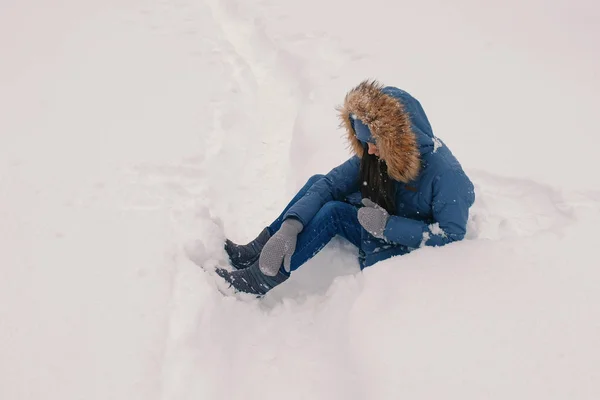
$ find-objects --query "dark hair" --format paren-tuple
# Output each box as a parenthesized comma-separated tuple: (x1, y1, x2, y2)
(359, 143, 397, 215)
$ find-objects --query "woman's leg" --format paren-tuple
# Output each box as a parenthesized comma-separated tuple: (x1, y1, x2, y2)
(216, 200, 363, 296)
(225, 174, 325, 268)
(267, 174, 325, 235)
(289, 201, 362, 271)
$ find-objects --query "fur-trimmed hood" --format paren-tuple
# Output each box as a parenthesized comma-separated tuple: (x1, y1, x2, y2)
(338, 80, 435, 183)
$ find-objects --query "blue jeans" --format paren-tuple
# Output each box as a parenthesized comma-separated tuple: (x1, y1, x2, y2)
(268, 175, 363, 272)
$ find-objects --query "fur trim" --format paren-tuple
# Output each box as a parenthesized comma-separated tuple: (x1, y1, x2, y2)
(337, 80, 420, 183)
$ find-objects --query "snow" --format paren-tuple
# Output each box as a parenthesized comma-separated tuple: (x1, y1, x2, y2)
(427, 222, 446, 238)
(1, 0, 600, 399)
(432, 136, 443, 153)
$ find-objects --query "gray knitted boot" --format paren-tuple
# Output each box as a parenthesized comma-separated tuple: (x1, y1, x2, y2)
(224, 227, 271, 269)
(215, 259, 289, 296)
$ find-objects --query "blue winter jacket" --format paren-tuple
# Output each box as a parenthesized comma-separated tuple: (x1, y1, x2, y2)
(283, 81, 475, 268)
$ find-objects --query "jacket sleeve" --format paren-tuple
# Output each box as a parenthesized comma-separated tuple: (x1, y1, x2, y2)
(383, 170, 475, 248)
(283, 156, 360, 226)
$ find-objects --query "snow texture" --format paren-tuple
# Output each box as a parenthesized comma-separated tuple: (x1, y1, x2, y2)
(432, 136, 443, 153)
(428, 222, 446, 237)
(1, 0, 600, 399)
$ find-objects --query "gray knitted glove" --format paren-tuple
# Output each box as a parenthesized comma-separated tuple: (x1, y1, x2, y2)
(357, 198, 390, 239)
(259, 218, 303, 276)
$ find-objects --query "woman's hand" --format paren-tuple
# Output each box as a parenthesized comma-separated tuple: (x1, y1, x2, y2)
(358, 198, 390, 239)
(259, 218, 303, 276)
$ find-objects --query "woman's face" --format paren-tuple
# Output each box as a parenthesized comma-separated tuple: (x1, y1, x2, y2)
(367, 142, 380, 157)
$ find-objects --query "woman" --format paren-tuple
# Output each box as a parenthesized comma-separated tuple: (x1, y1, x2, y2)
(217, 80, 475, 296)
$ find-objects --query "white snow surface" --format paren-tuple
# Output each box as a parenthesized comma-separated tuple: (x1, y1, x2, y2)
(2, 0, 600, 399)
